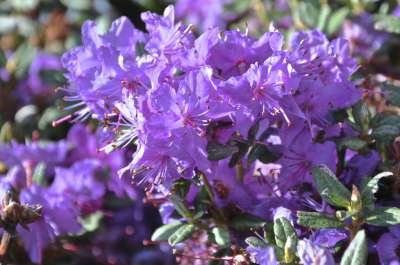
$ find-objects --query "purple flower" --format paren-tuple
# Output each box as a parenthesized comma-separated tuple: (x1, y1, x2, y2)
(376, 228, 400, 265)
(17, 185, 81, 263)
(61, 16, 145, 120)
(52, 160, 106, 214)
(297, 239, 335, 265)
(277, 120, 337, 191)
(341, 150, 381, 186)
(61, 6, 361, 197)
(141, 5, 194, 60)
(247, 245, 278, 265)
(311, 229, 348, 249)
(206, 30, 282, 79)
(16, 52, 61, 102)
(342, 13, 388, 59)
(175, 0, 231, 31)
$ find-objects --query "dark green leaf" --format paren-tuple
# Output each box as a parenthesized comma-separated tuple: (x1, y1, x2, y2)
(382, 84, 400, 107)
(371, 114, 400, 129)
(0, 49, 6, 68)
(312, 165, 351, 208)
(151, 222, 183, 241)
(168, 223, 195, 246)
(228, 140, 249, 167)
(352, 102, 370, 133)
(247, 144, 280, 165)
(172, 179, 191, 199)
(11, 43, 37, 78)
(38, 107, 65, 130)
(194, 187, 211, 212)
(207, 141, 239, 161)
(169, 194, 193, 219)
(263, 223, 276, 245)
(297, 211, 344, 228)
(245, 236, 268, 248)
(372, 125, 400, 144)
(135, 42, 147, 57)
(273, 217, 297, 249)
(361, 172, 392, 210)
(340, 230, 368, 265)
(365, 207, 400, 226)
(40, 70, 67, 86)
(211, 226, 230, 247)
(230, 213, 267, 231)
(247, 120, 260, 142)
(338, 137, 367, 151)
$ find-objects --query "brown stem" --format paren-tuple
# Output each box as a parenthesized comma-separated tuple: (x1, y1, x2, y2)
(0, 231, 11, 256)
(349, 218, 363, 241)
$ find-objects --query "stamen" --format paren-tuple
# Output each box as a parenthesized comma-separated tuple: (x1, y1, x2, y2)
(52, 114, 73, 127)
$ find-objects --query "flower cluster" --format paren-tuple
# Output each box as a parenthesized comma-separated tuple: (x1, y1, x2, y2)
(60, 5, 394, 264)
(62, 6, 360, 193)
(0, 124, 135, 263)
(2, 0, 400, 264)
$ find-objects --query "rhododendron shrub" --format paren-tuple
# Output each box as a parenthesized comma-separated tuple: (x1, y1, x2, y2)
(56, 5, 400, 265)
(3, 1, 400, 264)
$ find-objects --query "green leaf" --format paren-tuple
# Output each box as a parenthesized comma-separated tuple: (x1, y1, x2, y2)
(326, 7, 350, 35)
(245, 236, 268, 248)
(372, 125, 400, 144)
(172, 179, 191, 199)
(15, 105, 38, 124)
(228, 140, 249, 167)
(169, 194, 193, 219)
(10, 43, 37, 78)
(207, 141, 239, 161)
(297, 211, 344, 228)
(38, 107, 66, 130)
(317, 4, 331, 31)
(151, 222, 183, 241)
(211, 226, 230, 247)
(340, 230, 368, 265)
(135, 42, 147, 57)
(79, 211, 103, 232)
(371, 114, 400, 129)
(0, 122, 13, 143)
(298, 1, 319, 28)
(0, 49, 6, 68)
(247, 143, 280, 165)
(273, 217, 298, 249)
(365, 207, 400, 226)
(361, 172, 392, 210)
(352, 102, 370, 133)
(168, 223, 195, 246)
(9, 0, 39, 11)
(32, 162, 46, 186)
(338, 137, 367, 151)
(374, 15, 400, 34)
(40, 69, 67, 86)
(312, 165, 351, 208)
(230, 213, 267, 231)
(247, 120, 260, 142)
(60, 0, 91, 10)
(382, 83, 400, 107)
